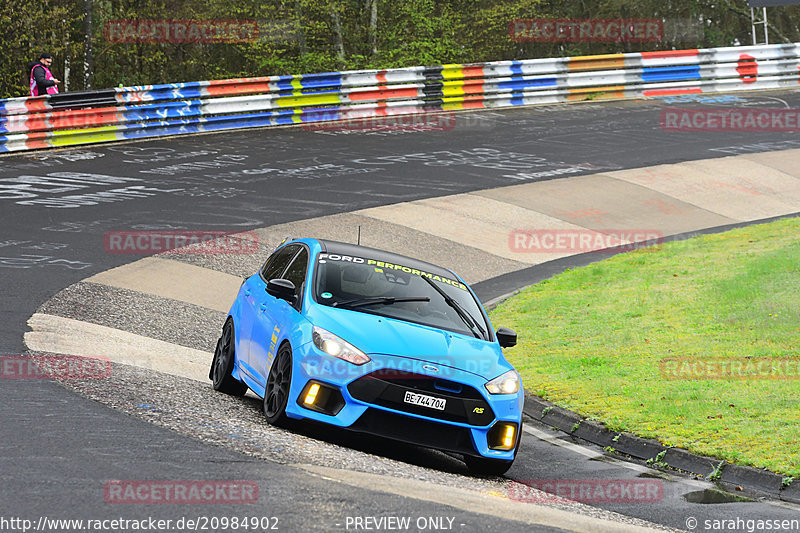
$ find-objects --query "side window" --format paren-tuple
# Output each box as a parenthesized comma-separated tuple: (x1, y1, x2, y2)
(261, 245, 299, 281)
(283, 248, 309, 303)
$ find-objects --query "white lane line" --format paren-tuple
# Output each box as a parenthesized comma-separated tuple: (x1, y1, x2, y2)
(24, 313, 211, 383)
(85, 256, 242, 313)
(295, 463, 663, 533)
(523, 424, 604, 460)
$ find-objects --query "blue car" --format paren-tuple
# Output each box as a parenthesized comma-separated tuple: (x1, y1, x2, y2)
(210, 238, 523, 475)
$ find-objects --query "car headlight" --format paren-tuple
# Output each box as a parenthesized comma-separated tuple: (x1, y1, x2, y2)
(485, 370, 520, 395)
(312, 326, 370, 365)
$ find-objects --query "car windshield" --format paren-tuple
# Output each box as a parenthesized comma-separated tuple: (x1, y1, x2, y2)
(314, 253, 489, 339)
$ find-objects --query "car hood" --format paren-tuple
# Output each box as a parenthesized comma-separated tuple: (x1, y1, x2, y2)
(305, 305, 511, 379)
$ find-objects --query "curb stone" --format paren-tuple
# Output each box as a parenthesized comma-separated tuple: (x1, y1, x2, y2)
(663, 448, 721, 477)
(780, 480, 800, 504)
(613, 433, 668, 462)
(522, 395, 552, 421)
(541, 406, 582, 434)
(571, 419, 618, 449)
(522, 393, 795, 500)
(720, 464, 784, 495)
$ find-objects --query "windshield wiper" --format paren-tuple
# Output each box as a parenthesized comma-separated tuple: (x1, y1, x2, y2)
(420, 276, 486, 340)
(333, 296, 430, 308)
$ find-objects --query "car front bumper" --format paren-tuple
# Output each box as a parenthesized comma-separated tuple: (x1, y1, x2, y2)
(283, 346, 524, 460)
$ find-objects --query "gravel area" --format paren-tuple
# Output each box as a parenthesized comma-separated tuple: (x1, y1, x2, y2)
(41, 356, 677, 532)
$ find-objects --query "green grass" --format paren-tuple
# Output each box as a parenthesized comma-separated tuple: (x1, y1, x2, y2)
(490, 217, 800, 476)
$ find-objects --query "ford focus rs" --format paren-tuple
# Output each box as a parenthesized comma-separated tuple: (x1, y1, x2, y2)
(210, 238, 523, 474)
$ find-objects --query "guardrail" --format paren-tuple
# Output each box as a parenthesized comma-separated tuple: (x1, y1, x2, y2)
(2, 43, 799, 152)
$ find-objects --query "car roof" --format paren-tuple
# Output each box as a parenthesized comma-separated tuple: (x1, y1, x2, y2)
(316, 239, 457, 279)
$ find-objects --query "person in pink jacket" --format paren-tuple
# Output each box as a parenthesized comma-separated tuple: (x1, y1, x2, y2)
(28, 52, 61, 97)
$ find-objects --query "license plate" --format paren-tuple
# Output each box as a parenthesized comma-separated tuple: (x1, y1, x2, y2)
(403, 390, 446, 411)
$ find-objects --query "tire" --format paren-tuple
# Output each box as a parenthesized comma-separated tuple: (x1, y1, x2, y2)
(263, 343, 292, 426)
(210, 319, 248, 397)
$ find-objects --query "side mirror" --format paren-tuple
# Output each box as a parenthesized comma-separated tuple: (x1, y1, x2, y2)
(496, 327, 517, 348)
(266, 278, 296, 304)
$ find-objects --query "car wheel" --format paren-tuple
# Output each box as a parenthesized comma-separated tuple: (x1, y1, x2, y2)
(263, 343, 292, 425)
(210, 319, 248, 396)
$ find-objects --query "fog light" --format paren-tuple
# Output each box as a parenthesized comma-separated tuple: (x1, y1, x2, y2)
(297, 381, 346, 416)
(304, 383, 320, 405)
(503, 425, 515, 448)
(488, 422, 518, 451)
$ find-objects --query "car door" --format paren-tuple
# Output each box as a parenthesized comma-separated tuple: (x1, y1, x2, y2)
(249, 245, 309, 392)
(238, 244, 299, 385)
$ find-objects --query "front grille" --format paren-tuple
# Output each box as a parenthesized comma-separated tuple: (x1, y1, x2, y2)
(347, 369, 495, 426)
(348, 408, 477, 455)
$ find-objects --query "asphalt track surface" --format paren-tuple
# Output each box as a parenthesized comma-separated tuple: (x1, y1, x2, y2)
(3, 91, 800, 532)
